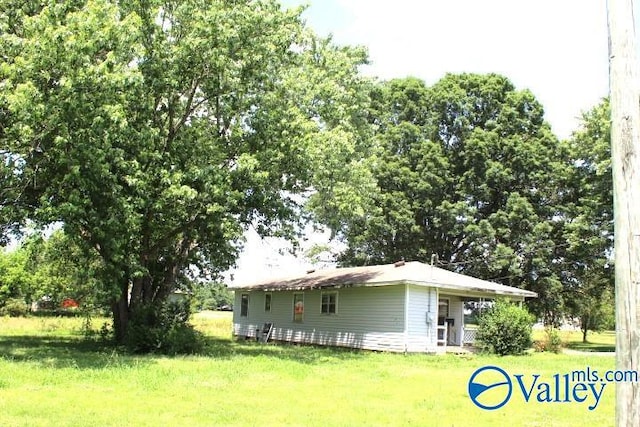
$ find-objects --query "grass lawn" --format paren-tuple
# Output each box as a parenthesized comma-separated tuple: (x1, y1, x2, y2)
(532, 328, 616, 352)
(563, 331, 615, 352)
(0, 313, 616, 426)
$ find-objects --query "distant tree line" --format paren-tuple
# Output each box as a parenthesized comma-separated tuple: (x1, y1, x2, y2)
(0, 230, 105, 315)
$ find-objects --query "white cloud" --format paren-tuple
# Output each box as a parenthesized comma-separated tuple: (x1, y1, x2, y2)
(225, 226, 342, 286)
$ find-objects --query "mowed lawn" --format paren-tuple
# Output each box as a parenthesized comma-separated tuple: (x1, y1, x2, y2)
(0, 313, 615, 427)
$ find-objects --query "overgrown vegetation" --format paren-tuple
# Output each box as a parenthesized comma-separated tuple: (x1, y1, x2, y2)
(476, 299, 535, 355)
(190, 281, 233, 312)
(0, 297, 28, 317)
(123, 300, 204, 355)
(533, 327, 563, 353)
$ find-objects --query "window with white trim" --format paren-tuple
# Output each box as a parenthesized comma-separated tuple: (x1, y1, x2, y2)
(264, 293, 272, 312)
(240, 293, 249, 317)
(321, 291, 337, 314)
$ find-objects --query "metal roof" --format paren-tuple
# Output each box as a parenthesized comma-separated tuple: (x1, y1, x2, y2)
(229, 261, 538, 299)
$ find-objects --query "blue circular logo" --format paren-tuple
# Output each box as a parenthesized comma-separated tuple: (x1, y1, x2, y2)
(468, 366, 512, 410)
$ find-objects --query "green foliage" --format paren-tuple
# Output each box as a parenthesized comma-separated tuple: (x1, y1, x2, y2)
(124, 300, 204, 355)
(0, 246, 32, 305)
(0, 297, 29, 316)
(575, 286, 615, 342)
(331, 74, 569, 323)
(1, 231, 107, 313)
(476, 299, 535, 355)
(546, 327, 563, 353)
(190, 281, 233, 311)
(561, 99, 613, 340)
(24, 231, 107, 309)
(320, 76, 614, 329)
(534, 327, 563, 353)
(1, 0, 370, 345)
(98, 321, 113, 342)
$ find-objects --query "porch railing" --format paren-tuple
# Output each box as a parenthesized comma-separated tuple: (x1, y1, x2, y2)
(462, 327, 477, 345)
(436, 324, 448, 346)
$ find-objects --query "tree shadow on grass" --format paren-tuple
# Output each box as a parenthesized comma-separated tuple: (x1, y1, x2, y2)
(565, 341, 615, 352)
(0, 334, 367, 368)
(203, 336, 367, 364)
(0, 335, 153, 370)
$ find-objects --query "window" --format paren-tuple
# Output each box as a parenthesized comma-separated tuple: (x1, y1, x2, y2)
(293, 293, 304, 322)
(438, 298, 449, 324)
(240, 293, 249, 317)
(264, 293, 272, 312)
(321, 292, 337, 314)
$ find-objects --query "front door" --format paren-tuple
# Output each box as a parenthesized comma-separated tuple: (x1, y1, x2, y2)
(437, 298, 449, 345)
(438, 297, 456, 345)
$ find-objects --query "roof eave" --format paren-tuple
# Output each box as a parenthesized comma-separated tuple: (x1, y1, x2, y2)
(230, 279, 537, 298)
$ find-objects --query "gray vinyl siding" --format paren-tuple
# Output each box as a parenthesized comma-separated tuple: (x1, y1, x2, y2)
(405, 285, 439, 352)
(233, 285, 406, 352)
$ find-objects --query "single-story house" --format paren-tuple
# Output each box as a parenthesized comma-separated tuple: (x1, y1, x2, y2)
(228, 261, 537, 353)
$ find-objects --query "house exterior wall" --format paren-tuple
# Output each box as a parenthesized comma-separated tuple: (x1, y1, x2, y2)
(405, 284, 439, 352)
(232, 285, 407, 352)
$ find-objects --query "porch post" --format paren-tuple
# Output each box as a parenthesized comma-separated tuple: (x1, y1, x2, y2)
(460, 299, 465, 346)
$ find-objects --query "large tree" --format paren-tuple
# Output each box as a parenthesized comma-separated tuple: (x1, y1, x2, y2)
(334, 74, 570, 322)
(0, 0, 369, 342)
(562, 99, 614, 341)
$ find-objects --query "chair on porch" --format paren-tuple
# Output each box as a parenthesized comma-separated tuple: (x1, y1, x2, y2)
(436, 323, 448, 346)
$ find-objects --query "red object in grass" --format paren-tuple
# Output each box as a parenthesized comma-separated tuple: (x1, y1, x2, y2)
(61, 298, 79, 309)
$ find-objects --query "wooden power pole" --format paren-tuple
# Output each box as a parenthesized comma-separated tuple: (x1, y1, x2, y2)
(607, 0, 640, 425)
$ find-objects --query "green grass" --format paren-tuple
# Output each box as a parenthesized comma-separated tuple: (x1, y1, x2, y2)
(0, 313, 616, 426)
(563, 331, 616, 352)
(532, 328, 616, 352)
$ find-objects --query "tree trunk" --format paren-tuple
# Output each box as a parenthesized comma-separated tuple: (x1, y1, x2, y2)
(582, 315, 588, 343)
(607, 0, 640, 425)
(111, 280, 130, 344)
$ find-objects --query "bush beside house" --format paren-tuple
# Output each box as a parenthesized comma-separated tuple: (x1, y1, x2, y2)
(476, 299, 535, 355)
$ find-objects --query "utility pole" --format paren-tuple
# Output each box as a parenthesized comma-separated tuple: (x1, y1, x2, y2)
(607, 0, 640, 425)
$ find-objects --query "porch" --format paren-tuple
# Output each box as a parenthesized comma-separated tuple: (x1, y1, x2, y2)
(434, 294, 485, 351)
(436, 322, 478, 348)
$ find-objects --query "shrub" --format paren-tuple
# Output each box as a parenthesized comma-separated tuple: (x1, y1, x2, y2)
(545, 327, 563, 353)
(476, 299, 535, 355)
(533, 327, 563, 353)
(80, 313, 94, 338)
(99, 321, 113, 342)
(0, 298, 29, 317)
(124, 300, 204, 355)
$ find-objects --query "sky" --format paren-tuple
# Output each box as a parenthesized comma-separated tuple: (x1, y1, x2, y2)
(286, 0, 612, 140)
(227, 0, 629, 285)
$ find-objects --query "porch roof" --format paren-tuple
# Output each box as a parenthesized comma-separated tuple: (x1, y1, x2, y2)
(229, 261, 537, 299)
